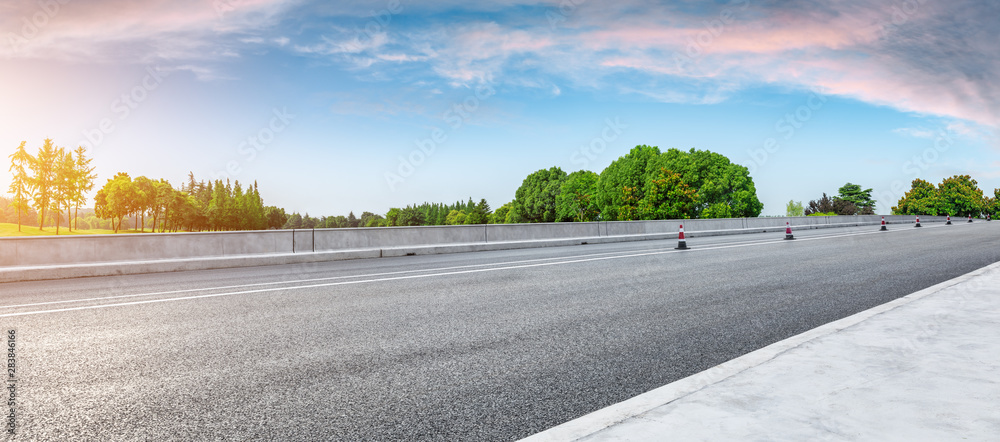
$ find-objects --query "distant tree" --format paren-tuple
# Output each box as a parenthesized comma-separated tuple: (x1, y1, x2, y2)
(512, 166, 567, 223)
(805, 193, 835, 215)
(655, 148, 762, 218)
(385, 208, 401, 226)
(264, 206, 288, 229)
(835, 183, 876, 215)
(301, 214, 318, 229)
(29, 139, 59, 230)
(52, 148, 76, 234)
(832, 198, 858, 216)
(595, 145, 660, 221)
(445, 209, 467, 225)
(283, 212, 303, 229)
(556, 170, 599, 222)
(465, 199, 491, 224)
(936, 175, 985, 217)
(347, 211, 359, 228)
(491, 202, 513, 224)
(785, 200, 805, 217)
(7, 141, 34, 232)
(94, 173, 134, 233)
(132, 176, 156, 232)
(892, 179, 940, 215)
(72, 145, 97, 231)
(397, 206, 426, 226)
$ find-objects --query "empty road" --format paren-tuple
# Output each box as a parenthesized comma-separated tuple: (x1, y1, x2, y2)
(2, 221, 998, 440)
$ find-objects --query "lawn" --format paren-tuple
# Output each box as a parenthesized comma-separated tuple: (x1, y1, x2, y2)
(0, 222, 147, 237)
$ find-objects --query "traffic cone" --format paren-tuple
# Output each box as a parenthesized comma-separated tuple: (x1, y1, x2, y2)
(880, 216, 887, 231)
(946, 215, 952, 225)
(675, 224, 689, 250)
(968, 215, 973, 223)
(988, 214, 992, 222)
(915, 216, 922, 227)
(784, 221, 795, 240)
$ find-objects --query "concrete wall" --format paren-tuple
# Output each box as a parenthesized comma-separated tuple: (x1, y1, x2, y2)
(0, 215, 954, 268)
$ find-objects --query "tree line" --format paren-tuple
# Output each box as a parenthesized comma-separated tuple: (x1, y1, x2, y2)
(892, 175, 998, 217)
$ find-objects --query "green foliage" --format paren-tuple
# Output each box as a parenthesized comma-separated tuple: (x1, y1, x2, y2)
(785, 200, 804, 217)
(892, 177, 988, 216)
(491, 202, 513, 224)
(836, 183, 876, 214)
(513, 167, 567, 223)
(445, 209, 467, 225)
(7, 141, 33, 232)
(594, 146, 761, 220)
(807, 212, 837, 216)
(556, 170, 599, 222)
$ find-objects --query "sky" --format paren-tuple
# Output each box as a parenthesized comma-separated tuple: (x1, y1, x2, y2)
(1, 0, 998, 217)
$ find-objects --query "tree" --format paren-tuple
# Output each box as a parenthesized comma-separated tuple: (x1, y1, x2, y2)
(786, 200, 804, 217)
(654, 148, 762, 218)
(512, 166, 568, 223)
(29, 139, 59, 230)
(72, 145, 97, 231)
(94, 173, 134, 233)
(595, 145, 661, 221)
(445, 209, 466, 225)
(7, 141, 34, 232)
(283, 212, 303, 229)
(936, 175, 985, 217)
(805, 193, 835, 215)
(835, 183, 876, 215)
(396, 206, 426, 226)
(556, 170, 599, 222)
(892, 179, 940, 215)
(52, 148, 76, 234)
(264, 206, 288, 229)
(465, 199, 491, 224)
(637, 167, 698, 220)
(491, 202, 513, 224)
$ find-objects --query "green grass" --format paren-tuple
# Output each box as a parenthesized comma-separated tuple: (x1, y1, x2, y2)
(0, 222, 147, 237)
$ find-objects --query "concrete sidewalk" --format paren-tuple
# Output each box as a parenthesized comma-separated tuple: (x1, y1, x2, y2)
(523, 262, 1000, 441)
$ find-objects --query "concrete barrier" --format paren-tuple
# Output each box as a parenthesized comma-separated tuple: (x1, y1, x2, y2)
(0, 215, 957, 281)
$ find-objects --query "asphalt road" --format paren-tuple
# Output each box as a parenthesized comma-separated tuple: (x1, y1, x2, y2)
(2, 221, 998, 441)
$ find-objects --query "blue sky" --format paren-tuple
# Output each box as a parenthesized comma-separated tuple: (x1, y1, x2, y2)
(1, 0, 998, 216)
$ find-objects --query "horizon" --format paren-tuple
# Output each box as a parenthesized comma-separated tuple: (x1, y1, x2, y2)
(2, 1, 998, 217)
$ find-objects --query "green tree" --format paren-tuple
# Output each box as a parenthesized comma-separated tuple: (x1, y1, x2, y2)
(805, 193, 836, 215)
(72, 145, 97, 231)
(29, 139, 59, 230)
(936, 175, 985, 217)
(892, 179, 940, 215)
(556, 170, 599, 222)
(7, 141, 34, 232)
(52, 148, 76, 234)
(397, 206, 426, 226)
(637, 168, 698, 220)
(94, 173, 134, 233)
(513, 166, 568, 223)
(786, 200, 805, 217)
(835, 183, 876, 215)
(465, 199, 491, 224)
(264, 206, 288, 230)
(595, 145, 661, 221)
(491, 202, 513, 224)
(445, 209, 467, 225)
(654, 148, 763, 218)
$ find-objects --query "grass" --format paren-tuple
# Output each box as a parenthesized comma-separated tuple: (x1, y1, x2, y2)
(0, 222, 147, 237)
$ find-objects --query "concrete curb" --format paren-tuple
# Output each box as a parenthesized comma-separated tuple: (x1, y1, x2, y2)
(0, 219, 943, 283)
(518, 260, 1000, 442)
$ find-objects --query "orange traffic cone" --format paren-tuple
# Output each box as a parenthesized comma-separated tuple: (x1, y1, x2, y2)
(675, 224, 689, 250)
(915, 216, 922, 227)
(784, 221, 795, 240)
(880, 216, 887, 231)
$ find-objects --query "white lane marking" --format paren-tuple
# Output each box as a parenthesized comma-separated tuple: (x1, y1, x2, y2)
(0, 224, 949, 318)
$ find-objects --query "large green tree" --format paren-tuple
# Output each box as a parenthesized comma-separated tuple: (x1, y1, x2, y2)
(835, 183, 876, 215)
(595, 145, 661, 221)
(892, 179, 940, 215)
(29, 139, 59, 230)
(72, 145, 97, 231)
(653, 148, 763, 218)
(636, 167, 698, 220)
(936, 175, 985, 217)
(512, 167, 567, 223)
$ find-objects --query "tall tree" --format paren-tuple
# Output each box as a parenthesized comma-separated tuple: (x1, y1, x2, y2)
(786, 200, 805, 217)
(835, 183, 876, 215)
(512, 166, 568, 223)
(556, 170, 600, 222)
(7, 141, 34, 232)
(892, 179, 940, 215)
(72, 145, 97, 230)
(936, 175, 985, 217)
(52, 148, 76, 234)
(29, 139, 59, 230)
